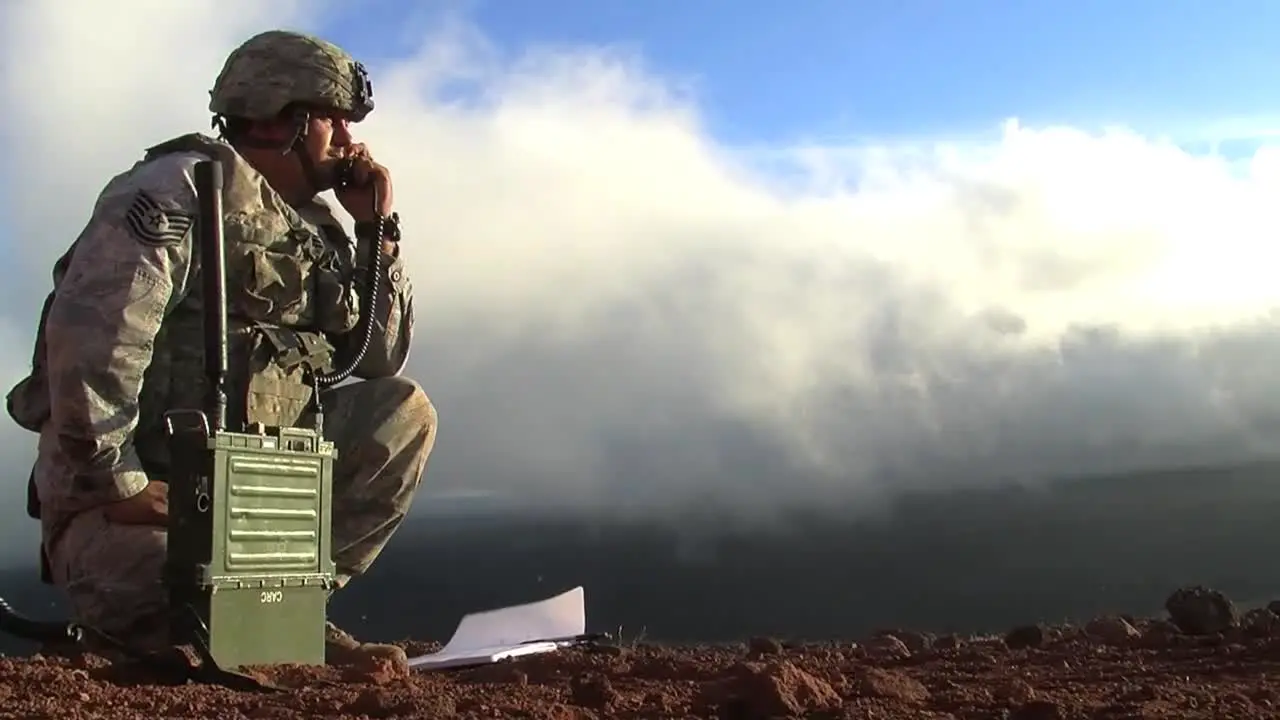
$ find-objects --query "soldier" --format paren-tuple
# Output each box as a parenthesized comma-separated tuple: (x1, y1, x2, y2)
(4, 30, 437, 668)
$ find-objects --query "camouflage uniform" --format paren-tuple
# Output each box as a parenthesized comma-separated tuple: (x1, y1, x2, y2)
(5, 31, 437, 663)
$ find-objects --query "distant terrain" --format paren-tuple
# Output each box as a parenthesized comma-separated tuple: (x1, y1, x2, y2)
(2, 459, 1280, 656)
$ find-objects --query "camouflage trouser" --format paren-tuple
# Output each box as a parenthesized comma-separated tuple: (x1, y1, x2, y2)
(42, 375, 437, 649)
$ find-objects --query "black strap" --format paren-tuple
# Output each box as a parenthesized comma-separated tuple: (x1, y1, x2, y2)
(25, 468, 38, 520)
(25, 470, 52, 586)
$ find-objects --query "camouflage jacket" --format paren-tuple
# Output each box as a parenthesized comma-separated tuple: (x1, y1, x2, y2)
(6, 132, 415, 525)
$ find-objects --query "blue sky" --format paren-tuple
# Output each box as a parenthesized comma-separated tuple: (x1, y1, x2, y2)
(325, 0, 1280, 150)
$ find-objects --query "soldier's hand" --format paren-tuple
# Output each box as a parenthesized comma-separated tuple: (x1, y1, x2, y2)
(334, 143, 394, 223)
(102, 480, 168, 526)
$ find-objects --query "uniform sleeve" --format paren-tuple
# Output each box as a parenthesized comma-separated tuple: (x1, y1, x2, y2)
(344, 235, 414, 379)
(41, 155, 200, 512)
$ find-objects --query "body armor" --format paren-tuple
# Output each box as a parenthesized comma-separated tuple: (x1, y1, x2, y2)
(8, 133, 362, 481)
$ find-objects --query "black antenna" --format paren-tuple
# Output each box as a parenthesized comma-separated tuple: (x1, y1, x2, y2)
(194, 160, 229, 433)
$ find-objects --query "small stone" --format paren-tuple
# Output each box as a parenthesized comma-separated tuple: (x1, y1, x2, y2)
(747, 636, 783, 657)
(873, 629, 934, 653)
(934, 634, 963, 651)
(1084, 616, 1141, 645)
(853, 668, 930, 703)
(569, 673, 619, 709)
(1243, 608, 1280, 637)
(863, 634, 912, 659)
(1165, 586, 1237, 635)
(1004, 625, 1048, 650)
(698, 661, 841, 717)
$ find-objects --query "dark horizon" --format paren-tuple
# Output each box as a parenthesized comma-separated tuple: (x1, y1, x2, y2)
(1, 457, 1278, 658)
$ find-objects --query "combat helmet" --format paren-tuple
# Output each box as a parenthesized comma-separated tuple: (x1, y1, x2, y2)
(209, 29, 374, 123)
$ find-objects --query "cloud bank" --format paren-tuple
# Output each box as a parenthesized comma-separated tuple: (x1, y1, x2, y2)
(3, 1, 1280, 560)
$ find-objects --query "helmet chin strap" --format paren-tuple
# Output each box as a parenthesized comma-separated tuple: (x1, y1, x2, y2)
(285, 108, 328, 197)
(212, 109, 329, 199)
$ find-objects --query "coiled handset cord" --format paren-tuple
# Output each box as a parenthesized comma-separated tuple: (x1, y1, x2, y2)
(306, 167, 391, 424)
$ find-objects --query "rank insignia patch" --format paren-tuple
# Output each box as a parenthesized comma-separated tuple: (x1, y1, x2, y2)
(124, 190, 194, 246)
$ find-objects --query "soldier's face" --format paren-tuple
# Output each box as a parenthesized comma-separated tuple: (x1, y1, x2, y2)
(303, 111, 356, 187)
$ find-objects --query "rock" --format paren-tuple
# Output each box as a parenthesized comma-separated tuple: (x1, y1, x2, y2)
(345, 688, 448, 717)
(338, 652, 409, 685)
(1084, 616, 1141, 645)
(1004, 625, 1048, 650)
(853, 667, 930, 703)
(746, 636, 783, 658)
(1242, 608, 1280, 638)
(1165, 586, 1237, 635)
(934, 634, 963, 651)
(874, 629, 934, 653)
(864, 634, 912, 659)
(998, 678, 1039, 704)
(1048, 623, 1084, 643)
(641, 691, 674, 715)
(1267, 600, 1280, 617)
(1140, 618, 1182, 647)
(569, 673, 619, 709)
(699, 661, 841, 717)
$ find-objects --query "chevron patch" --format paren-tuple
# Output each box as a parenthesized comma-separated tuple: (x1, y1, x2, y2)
(123, 189, 194, 246)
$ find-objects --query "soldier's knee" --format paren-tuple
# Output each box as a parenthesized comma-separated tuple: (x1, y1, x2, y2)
(375, 376, 438, 438)
(404, 378, 438, 433)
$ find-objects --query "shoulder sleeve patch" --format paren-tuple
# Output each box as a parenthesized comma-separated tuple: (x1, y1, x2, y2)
(123, 189, 194, 247)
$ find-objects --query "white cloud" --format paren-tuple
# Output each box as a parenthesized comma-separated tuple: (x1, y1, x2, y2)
(3, 0, 1280, 554)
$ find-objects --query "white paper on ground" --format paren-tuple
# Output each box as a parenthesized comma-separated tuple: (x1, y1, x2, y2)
(408, 586, 587, 671)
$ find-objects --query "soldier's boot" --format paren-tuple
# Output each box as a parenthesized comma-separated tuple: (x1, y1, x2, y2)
(324, 621, 409, 670)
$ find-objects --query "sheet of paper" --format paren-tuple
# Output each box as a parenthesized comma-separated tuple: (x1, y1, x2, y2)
(407, 641, 562, 671)
(408, 586, 586, 671)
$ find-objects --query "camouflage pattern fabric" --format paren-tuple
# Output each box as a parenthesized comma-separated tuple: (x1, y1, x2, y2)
(19, 143, 429, 640)
(209, 30, 374, 121)
(15, 143, 418, 528)
(45, 375, 437, 649)
(6, 28, 434, 648)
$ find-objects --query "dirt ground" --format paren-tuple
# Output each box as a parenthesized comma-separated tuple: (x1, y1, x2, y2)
(3, 588, 1280, 719)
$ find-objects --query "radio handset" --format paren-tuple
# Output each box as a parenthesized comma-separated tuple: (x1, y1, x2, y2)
(312, 155, 387, 389)
(334, 158, 360, 191)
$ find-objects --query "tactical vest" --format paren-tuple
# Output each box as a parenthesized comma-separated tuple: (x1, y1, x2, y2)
(7, 133, 361, 479)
